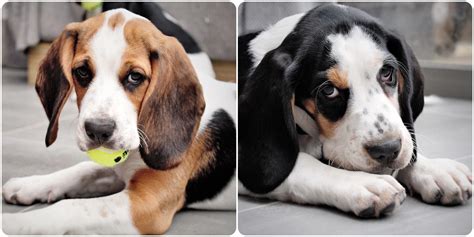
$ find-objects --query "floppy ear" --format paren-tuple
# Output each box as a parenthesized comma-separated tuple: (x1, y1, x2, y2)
(35, 24, 78, 147)
(238, 48, 301, 194)
(386, 31, 425, 163)
(138, 36, 205, 170)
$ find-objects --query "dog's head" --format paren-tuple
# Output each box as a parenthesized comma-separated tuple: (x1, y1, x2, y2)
(35, 9, 205, 170)
(240, 4, 424, 189)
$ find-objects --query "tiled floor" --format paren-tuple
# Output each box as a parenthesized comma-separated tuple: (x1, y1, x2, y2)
(1, 71, 235, 234)
(239, 96, 472, 235)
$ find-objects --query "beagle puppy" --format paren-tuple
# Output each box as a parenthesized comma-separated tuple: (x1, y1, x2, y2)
(3, 9, 236, 234)
(239, 4, 471, 218)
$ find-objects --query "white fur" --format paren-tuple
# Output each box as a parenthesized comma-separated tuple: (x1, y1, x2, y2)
(3, 192, 138, 234)
(3, 162, 124, 204)
(397, 154, 472, 205)
(240, 152, 406, 217)
(249, 13, 304, 67)
(322, 26, 413, 173)
(3, 9, 236, 234)
(77, 10, 143, 152)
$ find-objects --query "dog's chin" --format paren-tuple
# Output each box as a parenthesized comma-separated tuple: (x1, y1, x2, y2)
(325, 155, 411, 175)
(362, 155, 413, 174)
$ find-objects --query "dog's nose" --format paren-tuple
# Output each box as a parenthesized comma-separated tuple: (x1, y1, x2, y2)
(84, 119, 116, 143)
(365, 139, 401, 163)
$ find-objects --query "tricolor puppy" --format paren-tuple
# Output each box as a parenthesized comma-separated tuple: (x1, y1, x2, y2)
(3, 9, 236, 234)
(239, 4, 471, 218)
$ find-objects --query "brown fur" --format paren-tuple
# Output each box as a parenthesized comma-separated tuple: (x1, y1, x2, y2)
(35, 13, 105, 145)
(397, 70, 404, 95)
(302, 98, 335, 138)
(108, 12, 125, 29)
(122, 19, 207, 234)
(124, 19, 205, 169)
(302, 99, 317, 117)
(327, 67, 349, 89)
(129, 129, 215, 234)
(316, 114, 336, 138)
(70, 14, 105, 108)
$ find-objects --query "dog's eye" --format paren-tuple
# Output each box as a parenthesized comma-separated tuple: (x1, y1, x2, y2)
(378, 65, 395, 86)
(321, 85, 339, 98)
(73, 66, 92, 87)
(127, 72, 145, 86)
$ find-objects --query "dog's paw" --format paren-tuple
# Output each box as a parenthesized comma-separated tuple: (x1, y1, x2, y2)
(398, 157, 472, 205)
(340, 172, 406, 218)
(3, 175, 64, 205)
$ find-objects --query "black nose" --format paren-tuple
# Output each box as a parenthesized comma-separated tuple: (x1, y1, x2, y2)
(84, 119, 116, 143)
(365, 139, 401, 163)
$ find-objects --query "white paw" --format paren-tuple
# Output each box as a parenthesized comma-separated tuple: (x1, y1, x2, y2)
(3, 175, 64, 205)
(398, 157, 472, 205)
(340, 172, 406, 218)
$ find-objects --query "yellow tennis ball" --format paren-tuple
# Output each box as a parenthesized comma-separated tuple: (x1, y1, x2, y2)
(86, 147, 129, 167)
(81, 2, 102, 11)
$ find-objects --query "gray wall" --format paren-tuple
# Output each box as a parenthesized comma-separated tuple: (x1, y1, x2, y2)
(2, 2, 236, 69)
(239, 2, 471, 61)
(160, 2, 235, 61)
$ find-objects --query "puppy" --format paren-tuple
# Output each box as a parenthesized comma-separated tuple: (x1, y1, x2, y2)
(239, 4, 471, 218)
(3, 8, 236, 234)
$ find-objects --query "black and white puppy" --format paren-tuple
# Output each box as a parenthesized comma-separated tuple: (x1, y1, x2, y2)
(238, 4, 472, 218)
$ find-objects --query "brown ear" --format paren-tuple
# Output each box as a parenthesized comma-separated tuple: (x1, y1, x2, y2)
(35, 24, 78, 147)
(138, 35, 205, 170)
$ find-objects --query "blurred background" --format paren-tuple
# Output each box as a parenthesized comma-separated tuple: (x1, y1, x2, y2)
(238, 2, 472, 235)
(3, 2, 236, 83)
(239, 2, 471, 99)
(2, 2, 235, 235)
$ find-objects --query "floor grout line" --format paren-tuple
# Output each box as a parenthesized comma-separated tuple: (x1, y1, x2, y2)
(18, 204, 43, 213)
(3, 136, 78, 150)
(239, 200, 280, 213)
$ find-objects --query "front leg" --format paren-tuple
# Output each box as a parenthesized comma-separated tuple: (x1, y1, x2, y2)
(397, 154, 472, 205)
(3, 161, 125, 205)
(241, 152, 406, 218)
(2, 191, 138, 234)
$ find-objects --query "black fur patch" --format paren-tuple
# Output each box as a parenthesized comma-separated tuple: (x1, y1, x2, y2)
(238, 31, 261, 95)
(185, 109, 236, 205)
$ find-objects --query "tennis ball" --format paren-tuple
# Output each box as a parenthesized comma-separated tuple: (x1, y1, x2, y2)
(86, 147, 129, 167)
(81, 2, 102, 11)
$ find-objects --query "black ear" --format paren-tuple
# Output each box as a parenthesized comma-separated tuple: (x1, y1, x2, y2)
(386, 31, 424, 163)
(238, 49, 300, 194)
(35, 25, 78, 147)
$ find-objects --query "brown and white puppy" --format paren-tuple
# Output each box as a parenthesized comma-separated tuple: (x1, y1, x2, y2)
(2, 9, 236, 234)
(239, 4, 471, 218)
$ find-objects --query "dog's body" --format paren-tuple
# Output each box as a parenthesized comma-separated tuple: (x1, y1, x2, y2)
(3, 9, 235, 234)
(239, 4, 471, 218)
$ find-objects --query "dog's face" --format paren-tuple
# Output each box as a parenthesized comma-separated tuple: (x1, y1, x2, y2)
(296, 26, 413, 173)
(35, 9, 205, 170)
